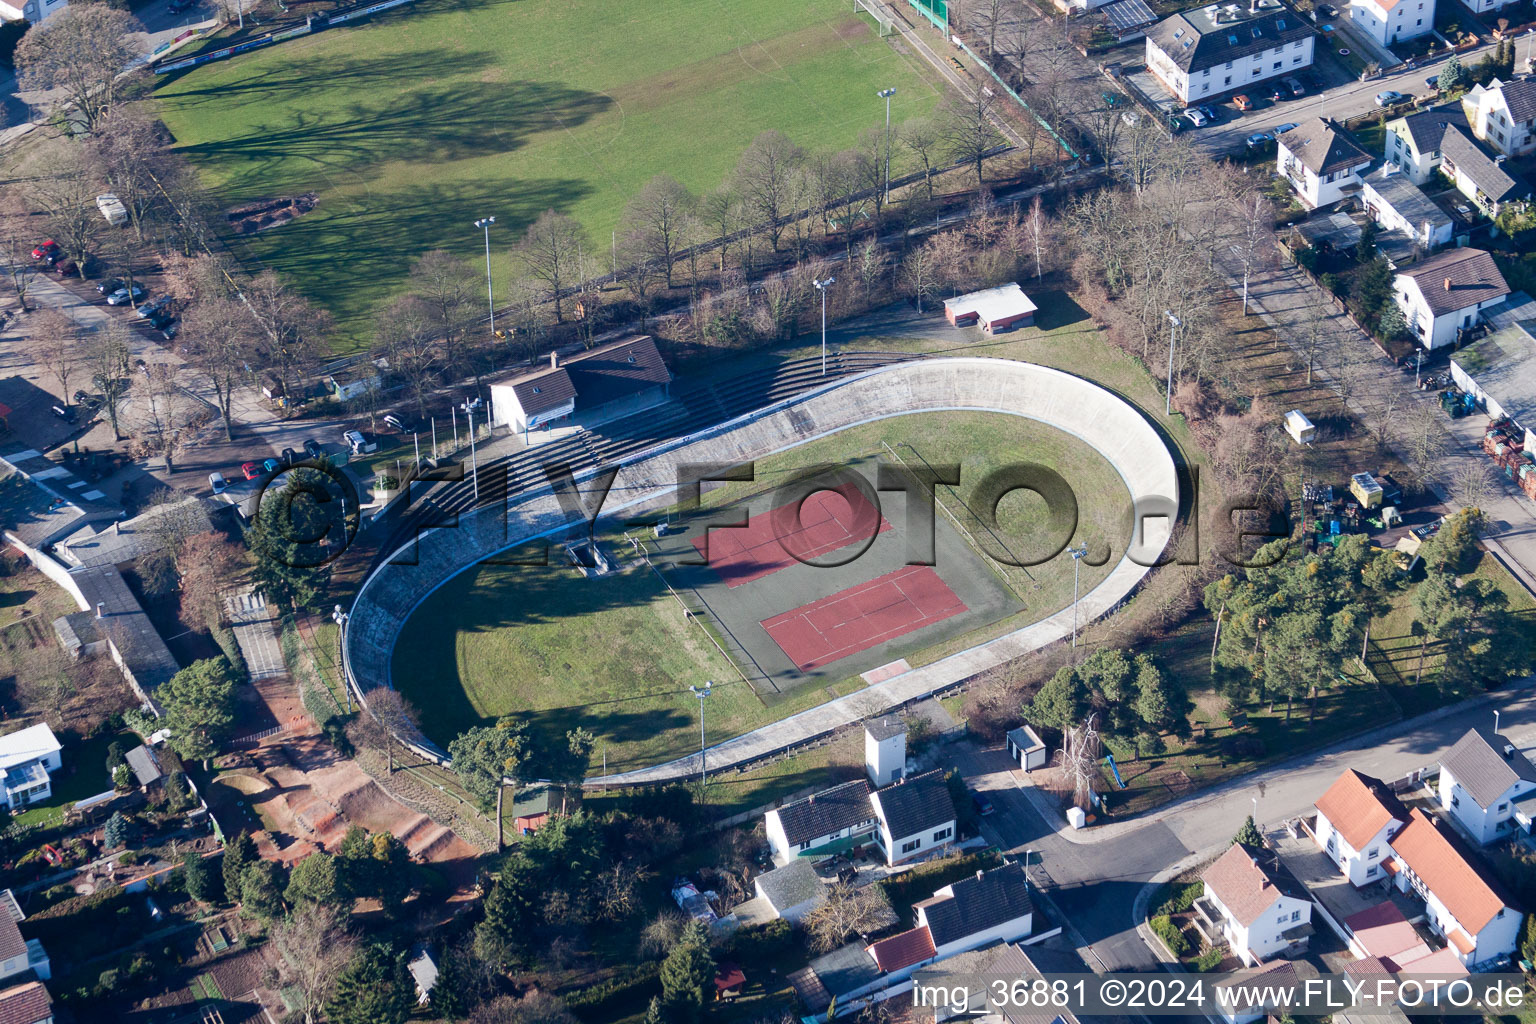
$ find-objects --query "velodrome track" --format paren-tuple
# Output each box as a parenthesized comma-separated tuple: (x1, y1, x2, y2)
(341, 357, 1179, 785)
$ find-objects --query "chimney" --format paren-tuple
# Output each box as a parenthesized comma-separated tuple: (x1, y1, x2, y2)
(550, 351, 559, 370)
(976, 870, 986, 882)
(1250, 0, 1260, 12)
(94, 603, 104, 618)
(1505, 744, 1516, 759)
(111, 521, 120, 536)
(1445, 277, 1454, 291)
(808, 793, 815, 804)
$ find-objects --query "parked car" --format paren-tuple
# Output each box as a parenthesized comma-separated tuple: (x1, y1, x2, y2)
(96, 277, 125, 296)
(1246, 132, 1274, 147)
(1283, 76, 1305, 97)
(106, 283, 147, 306)
(53, 260, 77, 277)
(262, 457, 283, 474)
(145, 310, 175, 331)
(1120, 109, 1140, 127)
(1184, 108, 1208, 127)
(30, 240, 57, 260)
(135, 295, 171, 319)
(208, 471, 227, 494)
(1276, 122, 1299, 136)
(1316, 2, 1338, 15)
(73, 391, 102, 411)
(1376, 90, 1409, 106)
(159, 321, 179, 341)
(971, 790, 995, 816)
(343, 429, 376, 454)
(1167, 114, 1187, 132)
(1427, 74, 1442, 90)
(1270, 82, 1287, 101)
(241, 462, 261, 480)
(168, 0, 194, 11)
(303, 438, 323, 460)
(282, 447, 299, 465)
(383, 413, 413, 433)
(50, 404, 75, 423)
(1234, 94, 1254, 110)
(1197, 104, 1221, 122)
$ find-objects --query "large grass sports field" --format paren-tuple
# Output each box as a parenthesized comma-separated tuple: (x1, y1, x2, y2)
(391, 410, 1132, 774)
(152, 0, 943, 349)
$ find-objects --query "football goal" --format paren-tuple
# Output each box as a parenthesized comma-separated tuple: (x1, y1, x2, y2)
(854, 0, 895, 36)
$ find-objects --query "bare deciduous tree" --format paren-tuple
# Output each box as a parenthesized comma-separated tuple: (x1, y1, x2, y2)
(734, 130, 805, 252)
(520, 209, 587, 323)
(86, 320, 132, 440)
(32, 309, 81, 402)
(87, 108, 169, 241)
(0, 192, 40, 310)
(804, 882, 892, 953)
(272, 903, 359, 1024)
(621, 175, 695, 289)
(902, 117, 944, 201)
(243, 270, 327, 399)
(348, 687, 420, 773)
(177, 531, 244, 634)
(406, 248, 476, 346)
(15, 3, 142, 134)
(941, 90, 1004, 187)
(182, 295, 259, 440)
(25, 139, 99, 269)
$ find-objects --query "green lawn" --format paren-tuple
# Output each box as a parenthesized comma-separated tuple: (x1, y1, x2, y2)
(11, 733, 117, 830)
(152, 0, 943, 350)
(392, 409, 1131, 773)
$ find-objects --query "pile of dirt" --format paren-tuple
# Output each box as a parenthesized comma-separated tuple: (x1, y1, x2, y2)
(227, 193, 319, 234)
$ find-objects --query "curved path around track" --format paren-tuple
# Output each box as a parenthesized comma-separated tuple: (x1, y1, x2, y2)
(343, 358, 1180, 785)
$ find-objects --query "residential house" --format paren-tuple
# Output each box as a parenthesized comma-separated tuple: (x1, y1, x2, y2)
(1312, 768, 1408, 887)
(1437, 728, 1536, 845)
(1392, 247, 1511, 350)
(1144, 0, 1315, 105)
(488, 336, 672, 442)
(1213, 961, 1304, 1024)
(0, 982, 52, 1024)
(0, 454, 120, 567)
(0, 726, 61, 812)
(1362, 164, 1454, 251)
(764, 779, 876, 865)
(1460, 0, 1519, 14)
(1384, 808, 1521, 966)
(123, 744, 163, 793)
(914, 862, 1035, 959)
(1463, 77, 1536, 156)
(1385, 106, 1470, 185)
(1277, 119, 1372, 208)
(869, 770, 957, 867)
(1348, 0, 1433, 45)
(1440, 126, 1533, 216)
(60, 565, 180, 707)
(0, 891, 47, 984)
(751, 859, 827, 924)
(1196, 842, 1315, 966)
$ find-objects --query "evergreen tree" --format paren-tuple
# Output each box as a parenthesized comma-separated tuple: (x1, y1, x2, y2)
(659, 921, 715, 1024)
(241, 859, 287, 920)
(182, 852, 219, 903)
(159, 656, 239, 765)
(643, 996, 666, 1024)
(286, 851, 342, 907)
(223, 831, 256, 907)
(326, 945, 414, 1024)
(103, 811, 131, 849)
(245, 467, 343, 611)
(1520, 913, 1536, 965)
(1439, 54, 1470, 92)
(371, 832, 413, 914)
(475, 857, 542, 968)
(448, 716, 532, 851)
(335, 824, 375, 899)
(1233, 815, 1264, 849)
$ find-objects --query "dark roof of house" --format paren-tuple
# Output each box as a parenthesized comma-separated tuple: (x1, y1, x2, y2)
(1397, 246, 1512, 316)
(0, 467, 116, 550)
(871, 769, 955, 841)
(1442, 126, 1531, 203)
(916, 861, 1033, 948)
(124, 744, 163, 787)
(1102, 0, 1157, 33)
(1491, 77, 1536, 123)
(1201, 842, 1311, 926)
(58, 496, 213, 569)
(1439, 728, 1536, 808)
(1396, 105, 1469, 154)
(1147, 1, 1314, 74)
(69, 565, 180, 697)
(492, 336, 671, 420)
(865, 716, 905, 742)
(1278, 119, 1372, 176)
(772, 779, 873, 846)
(0, 981, 50, 1024)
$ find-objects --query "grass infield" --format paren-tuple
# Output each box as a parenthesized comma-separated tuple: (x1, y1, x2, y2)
(391, 410, 1132, 773)
(152, 0, 943, 350)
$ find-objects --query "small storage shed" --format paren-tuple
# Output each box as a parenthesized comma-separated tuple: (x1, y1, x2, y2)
(1350, 472, 1384, 509)
(943, 284, 1038, 334)
(1284, 410, 1316, 445)
(1006, 724, 1047, 771)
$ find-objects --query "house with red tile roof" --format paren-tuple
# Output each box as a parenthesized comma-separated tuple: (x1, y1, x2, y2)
(0, 981, 51, 1024)
(1197, 843, 1315, 967)
(1384, 809, 1522, 967)
(1313, 769, 1409, 887)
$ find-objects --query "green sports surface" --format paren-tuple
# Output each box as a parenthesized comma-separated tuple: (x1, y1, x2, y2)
(152, 0, 943, 350)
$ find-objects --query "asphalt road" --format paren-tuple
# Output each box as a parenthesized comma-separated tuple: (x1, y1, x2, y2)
(955, 680, 1536, 976)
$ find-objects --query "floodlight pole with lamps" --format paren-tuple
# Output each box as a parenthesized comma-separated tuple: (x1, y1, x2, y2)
(1164, 310, 1182, 416)
(464, 401, 480, 503)
(814, 277, 836, 375)
(474, 217, 496, 338)
(1067, 544, 1088, 649)
(689, 681, 713, 788)
(331, 605, 351, 713)
(877, 88, 897, 201)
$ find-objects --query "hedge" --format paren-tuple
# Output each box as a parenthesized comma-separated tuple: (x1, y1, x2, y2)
(1150, 915, 1188, 957)
(564, 962, 661, 1020)
(1194, 946, 1225, 972)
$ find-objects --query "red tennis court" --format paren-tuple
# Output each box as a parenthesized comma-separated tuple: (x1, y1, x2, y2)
(760, 565, 968, 672)
(694, 483, 891, 588)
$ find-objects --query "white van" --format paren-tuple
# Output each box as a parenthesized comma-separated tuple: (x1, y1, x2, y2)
(96, 194, 128, 228)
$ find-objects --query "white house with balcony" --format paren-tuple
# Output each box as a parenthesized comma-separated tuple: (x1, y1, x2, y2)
(0, 725, 61, 811)
(1463, 78, 1536, 157)
(1392, 247, 1511, 350)
(1385, 809, 1521, 967)
(763, 779, 876, 865)
(869, 770, 957, 867)
(1437, 728, 1536, 845)
(1277, 119, 1372, 209)
(1348, 0, 1433, 45)
(1196, 842, 1315, 966)
(1144, 0, 1315, 105)
(1313, 769, 1408, 887)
